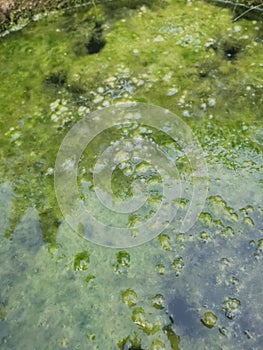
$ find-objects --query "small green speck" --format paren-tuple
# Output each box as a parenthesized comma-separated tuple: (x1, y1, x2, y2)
(122, 288, 137, 307)
(73, 251, 90, 271)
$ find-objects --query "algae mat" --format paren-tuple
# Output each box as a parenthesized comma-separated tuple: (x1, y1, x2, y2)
(0, 0, 262, 349)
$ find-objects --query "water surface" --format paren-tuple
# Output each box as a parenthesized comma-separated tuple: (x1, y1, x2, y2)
(0, 1, 262, 349)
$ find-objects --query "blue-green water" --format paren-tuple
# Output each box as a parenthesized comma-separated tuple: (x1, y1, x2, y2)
(0, 1, 262, 349)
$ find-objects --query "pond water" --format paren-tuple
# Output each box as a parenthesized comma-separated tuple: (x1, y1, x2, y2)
(0, 0, 262, 349)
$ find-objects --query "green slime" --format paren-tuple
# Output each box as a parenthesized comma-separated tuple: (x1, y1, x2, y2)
(0, 0, 262, 349)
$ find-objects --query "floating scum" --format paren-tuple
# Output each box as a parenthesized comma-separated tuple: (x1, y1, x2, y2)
(55, 102, 208, 247)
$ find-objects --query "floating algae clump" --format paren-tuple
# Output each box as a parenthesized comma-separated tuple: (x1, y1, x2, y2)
(201, 312, 218, 329)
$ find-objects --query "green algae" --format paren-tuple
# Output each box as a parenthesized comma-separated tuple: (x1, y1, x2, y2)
(0, 0, 262, 349)
(201, 311, 218, 328)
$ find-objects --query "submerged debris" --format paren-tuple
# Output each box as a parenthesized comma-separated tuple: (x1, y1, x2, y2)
(205, 0, 263, 21)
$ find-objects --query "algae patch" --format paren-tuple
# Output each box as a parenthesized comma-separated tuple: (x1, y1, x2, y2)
(0, 0, 262, 349)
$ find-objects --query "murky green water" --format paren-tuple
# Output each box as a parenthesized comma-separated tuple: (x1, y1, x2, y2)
(0, 1, 262, 349)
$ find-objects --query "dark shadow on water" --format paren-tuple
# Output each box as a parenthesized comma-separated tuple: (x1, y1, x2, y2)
(86, 21, 106, 55)
(168, 296, 200, 336)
